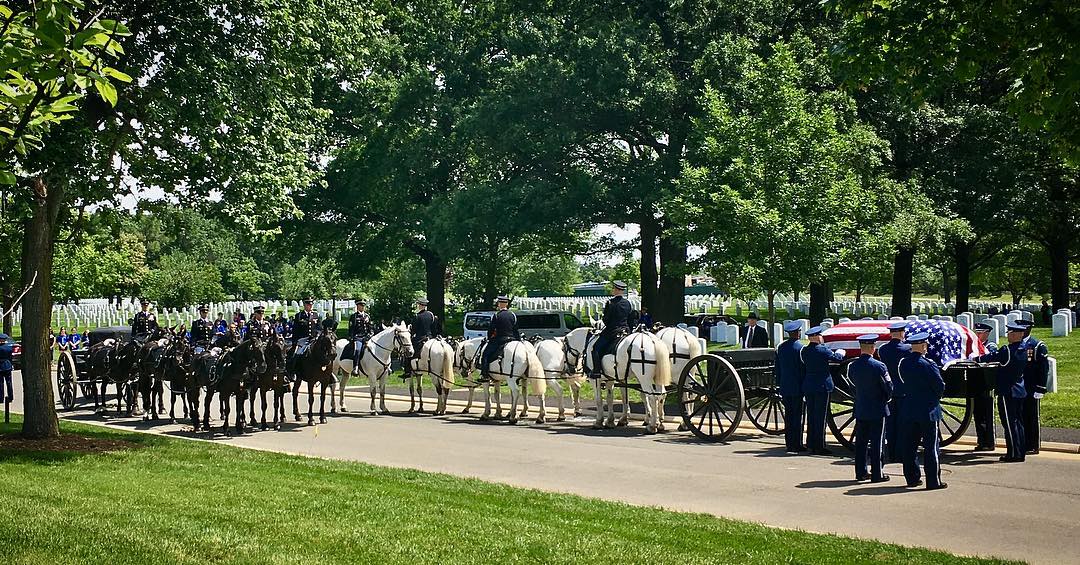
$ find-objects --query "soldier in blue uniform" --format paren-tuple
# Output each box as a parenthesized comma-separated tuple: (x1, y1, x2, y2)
(190, 305, 215, 353)
(245, 305, 271, 341)
(405, 298, 437, 377)
(971, 322, 997, 451)
(481, 296, 521, 381)
(774, 320, 806, 453)
(131, 299, 159, 343)
(850, 334, 892, 482)
(973, 322, 1028, 462)
(878, 321, 910, 463)
(589, 281, 634, 379)
(897, 332, 947, 490)
(0, 333, 13, 410)
(291, 298, 321, 356)
(800, 326, 845, 455)
(347, 299, 375, 375)
(1015, 319, 1048, 454)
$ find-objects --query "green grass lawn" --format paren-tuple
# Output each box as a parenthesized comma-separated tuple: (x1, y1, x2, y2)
(0, 416, 1013, 565)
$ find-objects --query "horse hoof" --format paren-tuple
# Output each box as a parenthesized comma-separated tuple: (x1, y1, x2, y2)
(379, 410, 391, 416)
(169, 418, 176, 424)
(307, 419, 315, 426)
(605, 422, 616, 429)
(330, 408, 336, 415)
(657, 424, 667, 433)
(261, 424, 268, 431)
(646, 426, 658, 435)
(591, 423, 604, 430)
(534, 416, 546, 424)
(461, 409, 471, 414)
(677, 424, 688, 432)
(319, 417, 327, 424)
(274, 424, 281, 431)
(616, 419, 628, 428)
(479, 415, 489, 422)
(340, 406, 348, 413)
(574, 411, 583, 417)
(556, 416, 566, 422)
(294, 415, 302, 422)
(508, 418, 518, 425)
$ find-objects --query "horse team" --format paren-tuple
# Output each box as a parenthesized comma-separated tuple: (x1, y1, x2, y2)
(80, 321, 696, 436)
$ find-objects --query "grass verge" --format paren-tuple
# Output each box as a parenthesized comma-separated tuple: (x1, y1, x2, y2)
(0, 415, 1014, 564)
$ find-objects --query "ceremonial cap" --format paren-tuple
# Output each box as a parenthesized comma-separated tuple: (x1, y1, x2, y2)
(140, 298, 151, 305)
(253, 305, 265, 313)
(198, 304, 209, 312)
(1006, 322, 1027, 332)
(783, 320, 802, 333)
(857, 334, 880, 344)
(496, 295, 510, 303)
(974, 322, 993, 331)
(887, 321, 908, 331)
(303, 297, 314, 304)
(355, 298, 367, 306)
(417, 298, 429, 306)
(905, 332, 930, 344)
(806, 325, 824, 337)
(612, 280, 628, 291)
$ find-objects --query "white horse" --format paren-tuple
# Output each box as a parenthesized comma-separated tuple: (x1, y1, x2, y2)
(332, 323, 414, 415)
(453, 337, 486, 414)
(477, 339, 547, 424)
(534, 332, 590, 420)
(584, 329, 672, 433)
(409, 338, 457, 415)
(655, 326, 702, 431)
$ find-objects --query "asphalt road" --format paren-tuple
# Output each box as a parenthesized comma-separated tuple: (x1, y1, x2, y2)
(5, 372, 1080, 564)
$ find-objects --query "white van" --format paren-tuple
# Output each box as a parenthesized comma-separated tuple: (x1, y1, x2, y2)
(463, 309, 587, 340)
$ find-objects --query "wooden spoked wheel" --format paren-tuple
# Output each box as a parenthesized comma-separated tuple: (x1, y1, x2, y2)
(677, 354, 745, 442)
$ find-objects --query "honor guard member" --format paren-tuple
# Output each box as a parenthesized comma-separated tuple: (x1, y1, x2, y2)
(481, 296, 521, 381)
(0, 333, 14, 408)
(406, 298, 437, 377)
(246, 305, 271, 341)
(348, 299, 375, 374)
(800, 326, 845, 455)
(897, 332, 947, 489)
(131, 299, 159, 343)
(1015, 319, 1048, 454)
(589, 281, 634, 379)
(878, 321, 910, 462)
(850, 334, 892, 482)
(774, 321, 807, 453)
(190, 305, 215, 353)
(971, 322, 998, 451)
(292, 298, 321, 356)
(973, 322, 1028, 462)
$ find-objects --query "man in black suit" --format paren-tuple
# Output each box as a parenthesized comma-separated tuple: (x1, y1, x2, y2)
(741, 312, 769, 348)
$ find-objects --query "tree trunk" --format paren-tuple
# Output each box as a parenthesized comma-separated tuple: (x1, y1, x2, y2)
(892, 246, 915, 318)
(422, 252, 447, 322)
(480, 239, 499, 310)
(809, 281, 827, 325)
(638, 219, 659, 311)
(21, 177, 63, 439)
(954, 244, 971, 314)
(656, 232, 686, 324)
(1, 291, 12, 336)
(1048, 240, 1070, 312)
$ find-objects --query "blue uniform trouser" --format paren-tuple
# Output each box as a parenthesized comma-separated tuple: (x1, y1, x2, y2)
(782, 395, 804, 451)
(854, 418, 886, 479)
(902, 419, 942, 487)
(999, 395, 1026, 460)
(973, 391, 995, 448)
(481, 338, 511, 378)
(589, 334, 615, 377)
(0, 372, 12, 403)
(804, 392, 829, 451)
(885, 396, 905, 463)
(1021, 395, 1040, 453)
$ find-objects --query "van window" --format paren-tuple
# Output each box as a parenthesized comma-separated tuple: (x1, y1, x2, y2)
(563, 314, 583, 330)
(465, 314, 491, 331)
(517, 314, 561, 329)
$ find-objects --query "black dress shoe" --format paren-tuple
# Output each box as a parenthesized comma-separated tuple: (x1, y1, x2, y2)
(906, 479, 923, 488)
(871, 475, 891, 483)
(926, 482, 948, 491)
(973, 445, 995, 452)
(1026, 449, 1039, 455)
(856, 474, 871, 481)
(795, 446, 808, 452)
(813, 448, 834, 456)
(999, 456, 1020, 462)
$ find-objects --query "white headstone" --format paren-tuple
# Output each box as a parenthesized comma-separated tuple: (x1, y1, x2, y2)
(1048, 356, 1058, 393)
(820, 320, 833, 330)
(685, 326, 700, 338)
(772, 322, 784, 345)
(1052, 313, 1070, 337)
(1058, 309, 1074, 331)
(993, 314, 1009, 333)
(838, 317, 851, 324)
(725, 324, 739, 346)
(986, 317, 1002, 345)
(710, 323, 725, 343)
(905, 315, 918, 321)
(956, 313, 973, 328)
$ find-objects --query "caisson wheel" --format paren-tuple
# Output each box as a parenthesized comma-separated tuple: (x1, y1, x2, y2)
(677, 354, 745, 442)
(56, 350, 78, 410)
(939, 397, 973, 446)
(827, 369, 857, 450)
(745, 385, 785, 435)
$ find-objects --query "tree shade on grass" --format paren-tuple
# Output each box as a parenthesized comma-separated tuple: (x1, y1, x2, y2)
(0, 416, 1015, 564)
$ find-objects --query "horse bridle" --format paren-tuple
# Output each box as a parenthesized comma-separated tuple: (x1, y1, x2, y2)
(356, 327, 410, 377)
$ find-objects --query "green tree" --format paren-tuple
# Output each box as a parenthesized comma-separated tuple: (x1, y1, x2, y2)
(512, 254, 580, 297)
(140, 251, 225, 309)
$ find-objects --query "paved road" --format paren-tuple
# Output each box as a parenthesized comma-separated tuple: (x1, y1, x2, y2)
(6, 372, 1080, 564)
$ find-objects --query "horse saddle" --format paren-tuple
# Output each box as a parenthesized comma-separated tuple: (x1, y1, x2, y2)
(341, 340, 357, 359)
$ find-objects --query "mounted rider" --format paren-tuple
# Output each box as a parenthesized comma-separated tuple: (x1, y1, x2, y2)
(480, 295, 521, 381)
(405, 298, 437, 377)
(245, 305, 271, 341)
(190, 304, 215, 353)
(589, 281, 635, 379)
(131, 298, 159, 344)
(291, 297, 321, 357)
(348, 299, 375, 376)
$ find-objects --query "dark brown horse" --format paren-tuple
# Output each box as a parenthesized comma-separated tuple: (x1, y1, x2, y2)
(160, 335, 194, 423)
(87, 336, 141, 416)
(248, 330, 289, 430)
(195, 338, 266, 436)
(135, 327, 173, 421)
(290, 332, 337, 425)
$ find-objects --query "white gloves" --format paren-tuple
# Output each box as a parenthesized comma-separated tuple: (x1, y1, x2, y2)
(968, 352, 981, 360)
(835, 349, 846, 358)
(1034, 393, 1044, 400)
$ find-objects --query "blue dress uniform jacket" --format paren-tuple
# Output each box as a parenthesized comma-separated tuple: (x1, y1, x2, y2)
(131, 311, 158, 339)
(976, 341, 1028, 460)
(878, 339, 911, 397)
(800, 342, 842, 394)
(897, 351, 946, 488)
(774, 338, 805, 398)
(850, 354, 892, 421)
(1021, 336, 1049, 453)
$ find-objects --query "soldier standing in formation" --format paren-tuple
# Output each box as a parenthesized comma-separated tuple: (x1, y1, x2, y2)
(850, 334, 892, 483)
(246, 305, 271, 341)
(800, 326, 845, 456)
(589, 281, 633, 379)
(292, 298, 321, 357)
(774, 320, 806, 453)
(481, 296, 521, 381)
(974, 322, 1029, 462)
(348, 299, 375, 374)
(877, 321, 910, 462)
(131, 299, 159, 343)
(190, 305, 215, 353)
(971, 322, 997, 451)
(1016, 319, 1048, 454)
(897, 332, 947, 490)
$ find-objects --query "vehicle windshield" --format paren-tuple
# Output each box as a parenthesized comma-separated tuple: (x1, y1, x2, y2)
(465, 314, 491, 331)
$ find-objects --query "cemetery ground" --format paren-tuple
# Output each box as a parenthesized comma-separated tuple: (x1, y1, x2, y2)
(0, 415, 1012, 565)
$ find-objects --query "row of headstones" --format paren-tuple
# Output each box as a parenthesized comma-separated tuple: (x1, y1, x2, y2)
(32, 300, 354, 331)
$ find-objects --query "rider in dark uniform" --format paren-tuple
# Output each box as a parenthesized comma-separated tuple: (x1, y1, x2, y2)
(348, 299, 375, 375)
(245, 305, 271, 341)
(589, 281, 633, 379)
(406, 298, 437, 377)
(190, 305, 215, 352)
(131, 299, 159, 344)
(481, 296, 521, 381)
(292, 298, 321, 356)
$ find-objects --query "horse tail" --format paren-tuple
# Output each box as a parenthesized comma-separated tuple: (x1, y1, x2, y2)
(440, 341, 455, 390)
(685, 329, 703, 359)
(525, 343, 546, 396)
(652, 335, 672, 388)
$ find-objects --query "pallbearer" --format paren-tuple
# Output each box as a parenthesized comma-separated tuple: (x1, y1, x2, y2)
(897, 332, 947, 490)
(878, 321, 910, 462)
(774, 321, 806, 453)
(974, 322, 1028, 462)
(850, 334, 892, 482)
(1015, 319, 1048, 454)
(800, 326, 845, 456)
(972, 322, 997, 451)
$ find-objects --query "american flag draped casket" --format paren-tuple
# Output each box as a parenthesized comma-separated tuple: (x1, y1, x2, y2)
(821, 319, 988, 366)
